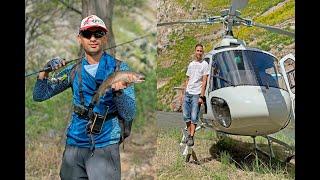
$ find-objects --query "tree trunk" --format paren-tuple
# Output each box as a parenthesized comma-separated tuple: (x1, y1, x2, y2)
(81, 0, 115, 56)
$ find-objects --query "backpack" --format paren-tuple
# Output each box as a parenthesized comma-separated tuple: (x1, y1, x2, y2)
(69, 58, 133, 145)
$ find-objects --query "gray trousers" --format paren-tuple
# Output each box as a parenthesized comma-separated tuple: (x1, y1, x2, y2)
(60, 143, 121, 180)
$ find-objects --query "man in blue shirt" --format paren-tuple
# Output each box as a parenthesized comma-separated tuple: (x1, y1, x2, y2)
(33, 15, 136, 180)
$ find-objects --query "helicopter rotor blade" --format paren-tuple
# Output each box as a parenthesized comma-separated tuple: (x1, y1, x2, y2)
(229, 0, 248, 15)
(252, 22, 295, 38)
(238, 17, 295, 38)
(157, 17, 221, 27)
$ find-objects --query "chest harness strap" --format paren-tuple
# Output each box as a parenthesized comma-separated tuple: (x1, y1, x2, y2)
(74, 59, 120, 156)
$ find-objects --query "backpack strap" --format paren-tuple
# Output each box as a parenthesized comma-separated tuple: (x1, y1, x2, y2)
(77, 64, 85, 106)
(115, 59, 121, 72)
(69, 59, 82, 92)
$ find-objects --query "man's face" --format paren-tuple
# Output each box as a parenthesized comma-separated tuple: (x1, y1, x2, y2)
(77, 27, 107, 56)
(195, 46, 204, 61)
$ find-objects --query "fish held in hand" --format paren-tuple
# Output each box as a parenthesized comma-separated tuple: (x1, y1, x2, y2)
(92, 71, 145, 104)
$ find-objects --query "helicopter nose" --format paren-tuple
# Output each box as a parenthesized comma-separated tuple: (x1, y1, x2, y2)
(207, 86, 292, 136)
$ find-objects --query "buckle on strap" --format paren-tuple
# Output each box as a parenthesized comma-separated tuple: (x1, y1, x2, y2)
(73, 105, 88, 116)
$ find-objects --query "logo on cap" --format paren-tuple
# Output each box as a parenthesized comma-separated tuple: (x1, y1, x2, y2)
(80, 15, 108, 32)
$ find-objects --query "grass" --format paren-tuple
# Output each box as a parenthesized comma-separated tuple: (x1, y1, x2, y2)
(25, 134, 65, 179)
(25, 78, 73, 140)
(234, 0, 294, 50)
(155, 128, 295, 179)
(241, 0, 285, 17)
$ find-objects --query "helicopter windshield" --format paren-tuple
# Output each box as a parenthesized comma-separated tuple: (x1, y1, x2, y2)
(209, 50, 287, 91)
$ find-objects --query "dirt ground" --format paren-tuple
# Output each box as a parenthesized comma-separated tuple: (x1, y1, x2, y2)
(120, 122, 157, 180)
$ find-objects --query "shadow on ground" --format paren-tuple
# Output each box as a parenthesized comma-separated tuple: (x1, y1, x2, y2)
(196, 136, 295, 175)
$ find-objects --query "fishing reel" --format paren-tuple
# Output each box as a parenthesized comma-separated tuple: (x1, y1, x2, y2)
(48, 72, 68, 83)
(44, 56, 78, 83)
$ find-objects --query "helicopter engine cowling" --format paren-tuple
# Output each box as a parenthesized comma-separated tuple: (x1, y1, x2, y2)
(205, 86, 293, 136)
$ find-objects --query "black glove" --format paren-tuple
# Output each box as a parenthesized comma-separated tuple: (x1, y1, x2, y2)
(44, 56, 65, 73)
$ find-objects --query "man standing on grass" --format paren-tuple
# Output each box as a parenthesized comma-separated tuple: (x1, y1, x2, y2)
(33, 15, 137, 180)
(182, 43, 209, 146)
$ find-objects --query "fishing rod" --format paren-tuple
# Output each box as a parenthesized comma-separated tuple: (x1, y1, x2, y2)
(25, 33, 154, 77)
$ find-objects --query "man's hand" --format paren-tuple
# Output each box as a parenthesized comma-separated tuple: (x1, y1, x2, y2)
(111, 81, 129, 91)
(44, 56, 66, 72)
(198, 97, 204, 104)
(198, 96, 206, 104)
(38, 57, 66, 80)
(111, 73, 138, 91)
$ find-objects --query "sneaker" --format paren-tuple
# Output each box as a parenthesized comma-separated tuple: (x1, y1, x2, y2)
(187, 136, 194, 146)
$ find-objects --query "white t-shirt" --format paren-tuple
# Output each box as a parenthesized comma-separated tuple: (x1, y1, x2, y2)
(185, 60, 210, 95)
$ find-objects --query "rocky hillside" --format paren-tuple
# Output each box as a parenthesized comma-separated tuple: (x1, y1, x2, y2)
(157, 0, 295, 111)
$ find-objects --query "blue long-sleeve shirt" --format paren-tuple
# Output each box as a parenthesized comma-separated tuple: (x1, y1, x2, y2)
(33, 54, 136, 148)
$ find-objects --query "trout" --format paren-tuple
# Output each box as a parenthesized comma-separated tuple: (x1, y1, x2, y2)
(92, 71, 145, 104)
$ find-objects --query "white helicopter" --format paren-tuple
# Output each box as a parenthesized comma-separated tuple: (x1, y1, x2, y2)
(157, 0, 295, 162)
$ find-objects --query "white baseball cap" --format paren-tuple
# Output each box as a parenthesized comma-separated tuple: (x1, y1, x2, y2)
(79, 15, 108, 32)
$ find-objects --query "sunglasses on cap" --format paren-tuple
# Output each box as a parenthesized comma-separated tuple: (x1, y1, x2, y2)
(79, 30, 106, 39)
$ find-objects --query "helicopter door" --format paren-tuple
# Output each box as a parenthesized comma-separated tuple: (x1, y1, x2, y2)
(279, 53, 295, 114)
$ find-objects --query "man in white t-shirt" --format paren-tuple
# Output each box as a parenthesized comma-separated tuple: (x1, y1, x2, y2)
(182, 44, 210, 146)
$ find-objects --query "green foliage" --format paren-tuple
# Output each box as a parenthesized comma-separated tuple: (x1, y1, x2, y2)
(220, 151, 231, 165)
(216, 137, 236, 150)
(257, 33, 293, 51)
(176, 0, 192, 10)
(172, 155, 185, 172)
(234, 0, 294, 50)
(210, 173, 228, 180)
(113, 15, 144, 43)
(26, 0, 67, 44)
(206, 0, 230, 10)
(198, 129, 216, 140)
(241, 0, 285, 17)
(132, 71, 156, 132)
(157, 35, 197, 111)
(257, 0, 294, 25)
(176, 0, 230, 12)
(115, 0, 146, 13)
(25, 78, 73, 140)
(164, 128, 185, 143)
(157, 35, 196, 78)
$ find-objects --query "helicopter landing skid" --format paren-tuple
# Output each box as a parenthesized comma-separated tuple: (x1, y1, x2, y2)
(244, 135, 295, 163)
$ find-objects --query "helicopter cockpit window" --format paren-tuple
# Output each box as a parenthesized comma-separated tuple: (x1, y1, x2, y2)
(210, 50, 287, 91)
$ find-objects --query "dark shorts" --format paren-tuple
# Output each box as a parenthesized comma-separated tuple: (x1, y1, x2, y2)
(60, 143, 120, 180)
